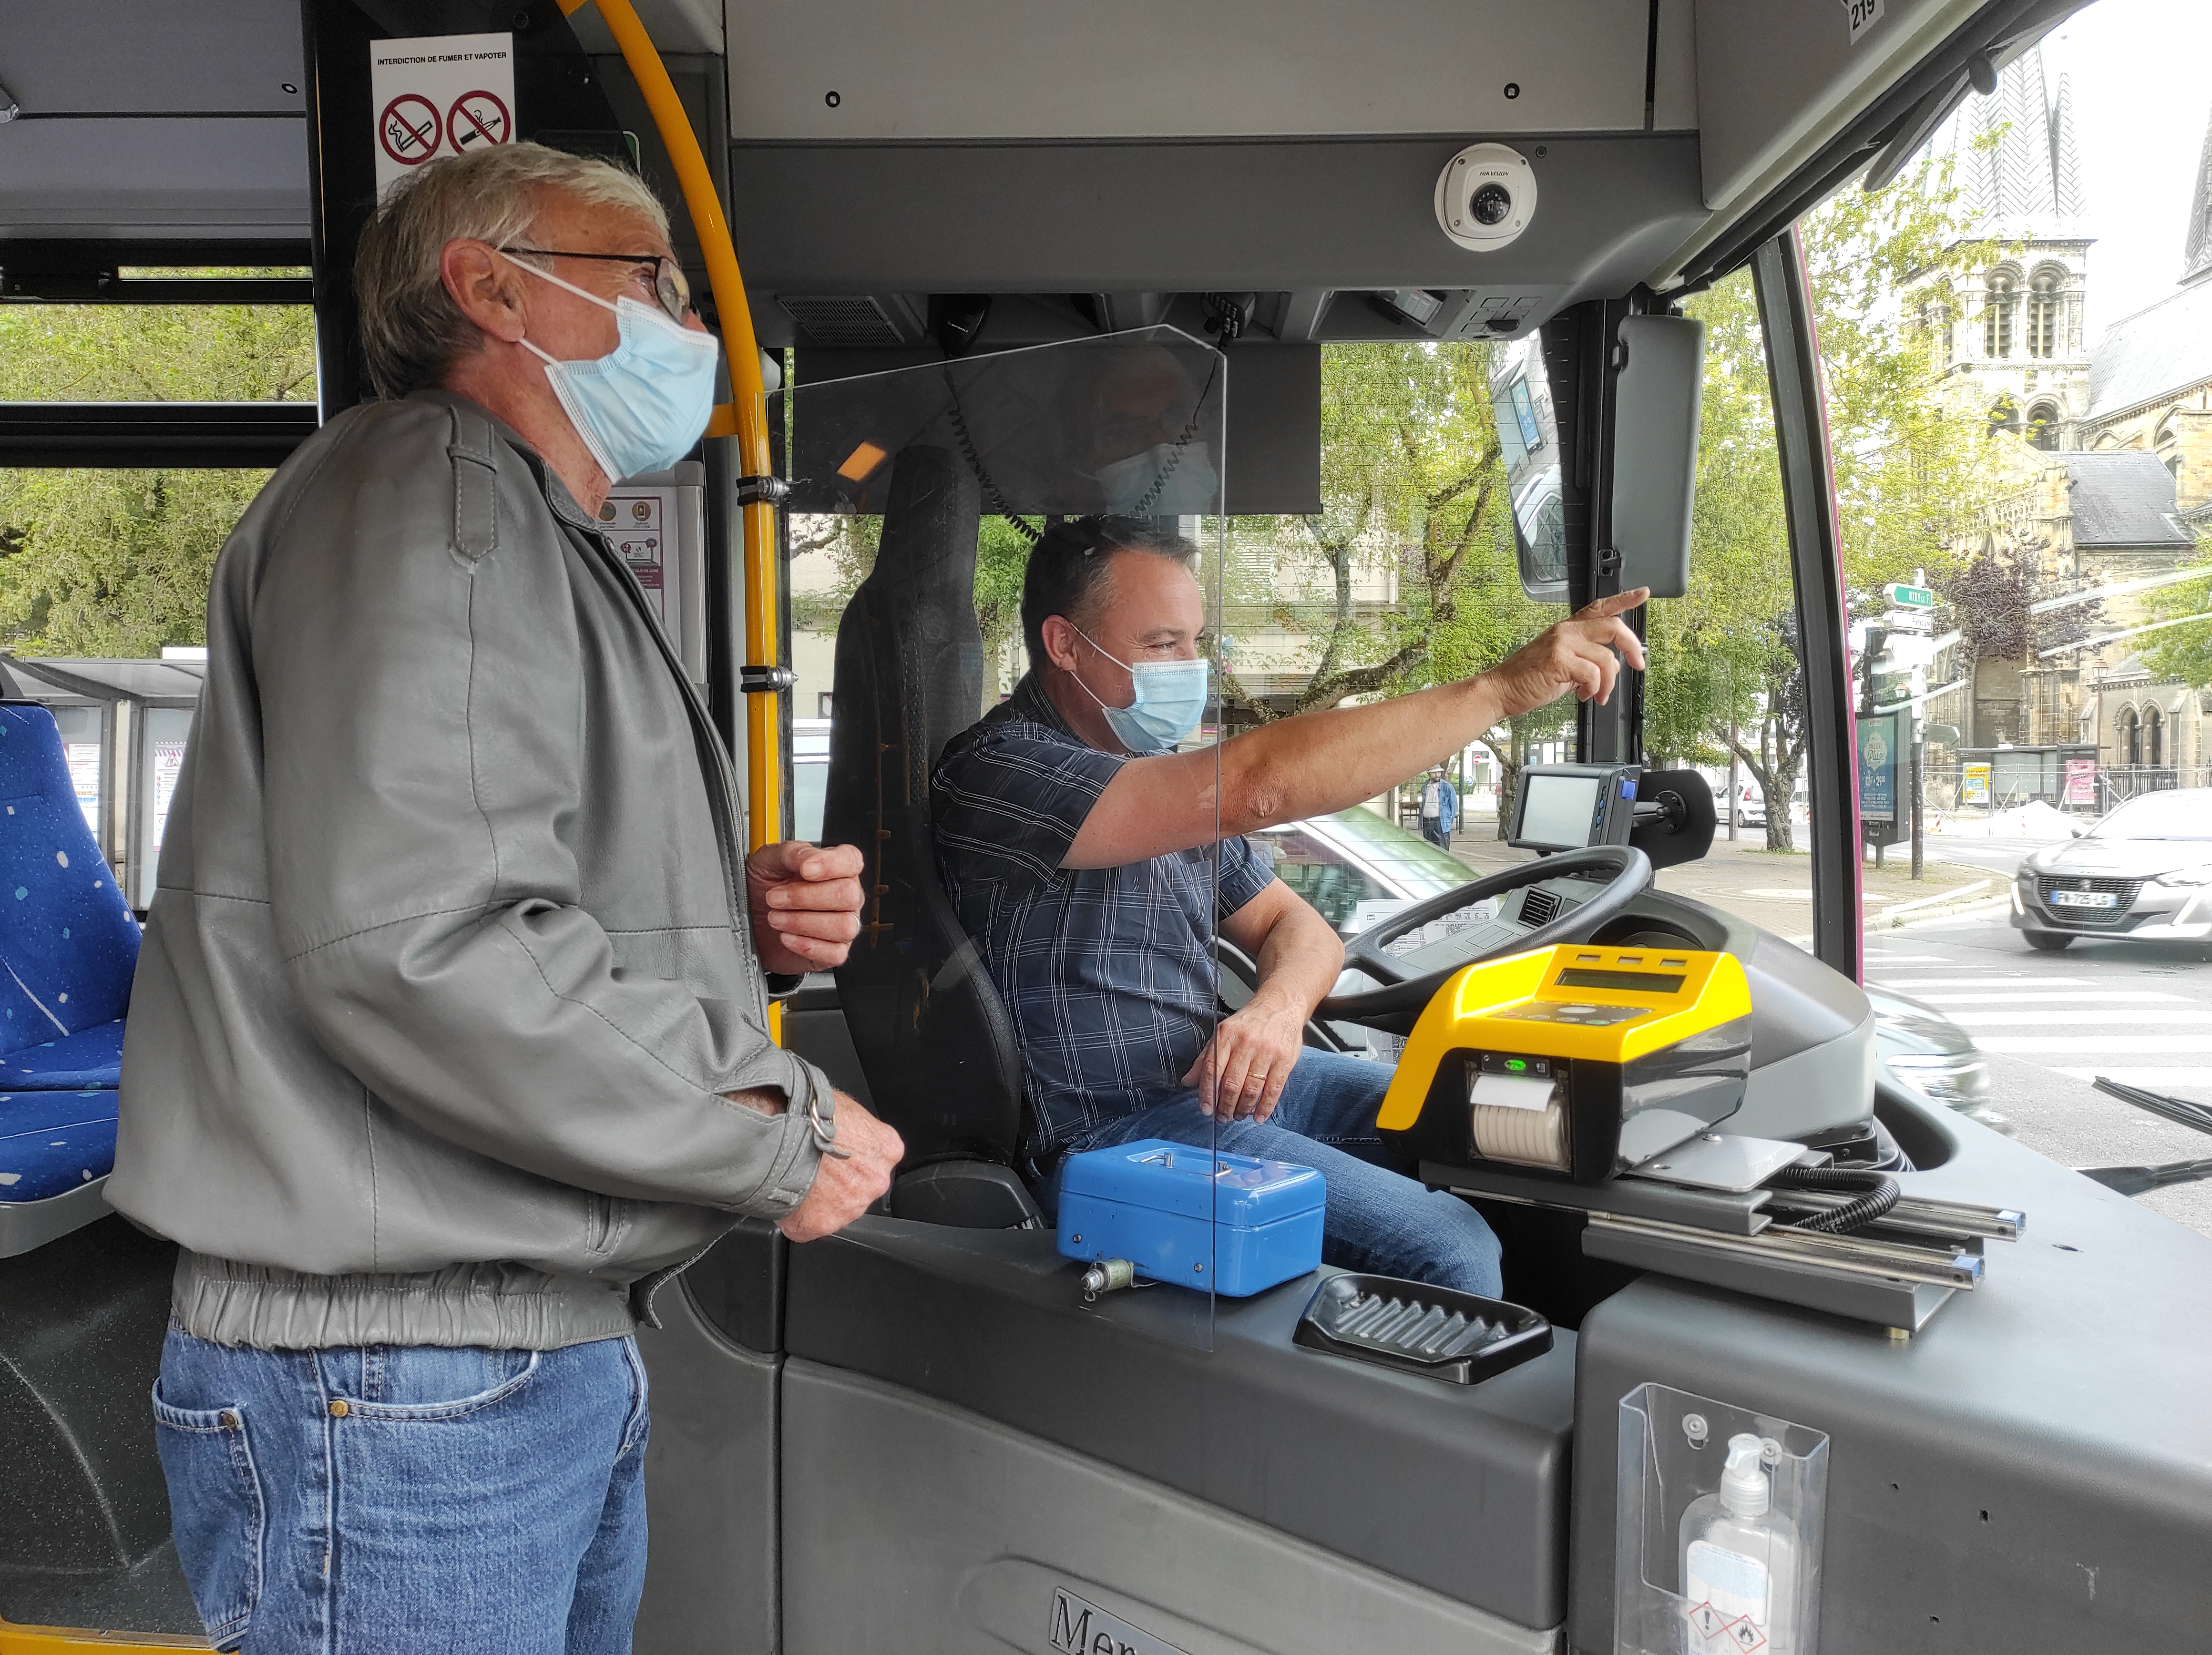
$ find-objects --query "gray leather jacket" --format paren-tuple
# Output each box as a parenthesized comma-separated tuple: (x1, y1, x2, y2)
(110, 392, 831, 1350)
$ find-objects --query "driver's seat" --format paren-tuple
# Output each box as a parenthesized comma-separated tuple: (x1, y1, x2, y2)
(820, 445, 1040, 1229)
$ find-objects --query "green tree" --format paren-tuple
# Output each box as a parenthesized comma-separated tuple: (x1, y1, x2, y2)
(1648, 268, 1802, 848)
(0, 286, 315, 655)
(1650, 153, 2001, 849)
(1222, 340, 1546, 723)
(2139, 547, 2212, 689)
(788, 511, 1033, 704)
(1218, 340, 1565, 834)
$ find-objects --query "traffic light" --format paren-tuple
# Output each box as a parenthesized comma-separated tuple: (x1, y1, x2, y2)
(1859, 624, 1942, 725)
(1857, 623, 1890, 716)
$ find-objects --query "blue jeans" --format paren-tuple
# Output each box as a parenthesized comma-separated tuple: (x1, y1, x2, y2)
(152, 1325, 650, 1654)
(1045, 1049, 1504, 1298)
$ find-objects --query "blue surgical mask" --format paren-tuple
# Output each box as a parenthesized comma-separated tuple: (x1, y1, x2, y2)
(1094, 441, 1221, 515)
(508, 255, 720, 483)
(1070, 624, 1210, 755)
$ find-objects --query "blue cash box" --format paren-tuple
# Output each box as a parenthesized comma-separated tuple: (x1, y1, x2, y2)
(1056, 1138, 1326, 1297)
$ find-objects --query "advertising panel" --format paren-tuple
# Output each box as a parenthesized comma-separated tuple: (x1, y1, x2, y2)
(1856, 713, 1899, 824)
(2062, 758, 2097, 808)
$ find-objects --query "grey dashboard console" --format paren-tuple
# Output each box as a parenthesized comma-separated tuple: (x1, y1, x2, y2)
(1590, 889, 1876, 1141)
(1568, 1092, 2212, 1653)
(784, 1217, 1578, 1629)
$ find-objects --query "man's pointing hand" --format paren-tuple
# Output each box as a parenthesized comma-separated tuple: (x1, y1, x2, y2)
(1481, 589, 1650, 718)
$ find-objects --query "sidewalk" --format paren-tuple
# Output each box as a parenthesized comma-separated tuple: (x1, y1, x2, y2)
(1441, 814, 1994, 940)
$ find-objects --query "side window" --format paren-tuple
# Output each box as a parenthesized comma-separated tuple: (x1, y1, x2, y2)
(0, 275, 313, 906)
(1258, 829, 1386, 933)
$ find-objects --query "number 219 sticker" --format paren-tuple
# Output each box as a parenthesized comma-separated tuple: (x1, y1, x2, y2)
(1845, 0, 1885, 43)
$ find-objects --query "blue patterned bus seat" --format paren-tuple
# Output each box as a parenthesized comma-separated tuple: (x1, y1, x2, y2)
(0, 1088, 119, 1202)
(0, 704, 140, 1133)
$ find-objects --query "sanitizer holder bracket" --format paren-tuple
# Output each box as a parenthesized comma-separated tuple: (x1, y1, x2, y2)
(1614, 1382, 1829, 1655)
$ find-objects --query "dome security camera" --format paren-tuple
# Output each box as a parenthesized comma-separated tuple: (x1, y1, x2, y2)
(1435, 143, 1538, 252)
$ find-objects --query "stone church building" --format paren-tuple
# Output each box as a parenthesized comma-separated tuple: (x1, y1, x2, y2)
(1916, 46, 2210, 787)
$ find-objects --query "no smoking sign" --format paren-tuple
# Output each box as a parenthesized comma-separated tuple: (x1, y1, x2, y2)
(369, 32, 515, 193)
(449, 90, 511, 152)
(378, 93, 441, 168)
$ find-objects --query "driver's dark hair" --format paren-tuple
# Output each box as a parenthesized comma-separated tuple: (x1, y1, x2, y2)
(1020, 516, 1199, 670)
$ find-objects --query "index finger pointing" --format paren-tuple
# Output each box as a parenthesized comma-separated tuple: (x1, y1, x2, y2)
(1575, 587, 1650, 621)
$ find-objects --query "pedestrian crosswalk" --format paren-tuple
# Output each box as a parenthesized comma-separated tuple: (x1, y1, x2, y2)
(1863, 937, 2212, 1114)
(1952, 1011, 2205, 1027)
(1912, 991, 2186, 1005)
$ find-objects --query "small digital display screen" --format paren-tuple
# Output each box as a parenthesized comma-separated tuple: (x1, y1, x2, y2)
(1555, 968, 1686, 993)
(1517, 774, 1602, 849)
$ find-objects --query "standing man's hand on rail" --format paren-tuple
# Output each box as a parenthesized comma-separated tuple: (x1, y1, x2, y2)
(747, 840, 866, 973)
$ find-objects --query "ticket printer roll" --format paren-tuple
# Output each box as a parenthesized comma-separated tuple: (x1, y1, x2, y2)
(1471, 1072, 1571, 1171)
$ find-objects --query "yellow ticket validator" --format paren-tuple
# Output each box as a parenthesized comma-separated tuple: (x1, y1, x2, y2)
(1376, 943, 1753, 1184)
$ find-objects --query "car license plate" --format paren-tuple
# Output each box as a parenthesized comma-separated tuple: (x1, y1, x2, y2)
(2051, 890, 2118, 909)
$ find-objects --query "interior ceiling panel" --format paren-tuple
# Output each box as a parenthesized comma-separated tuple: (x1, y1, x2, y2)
(729, 133, 1705, 342)
(1695, 0, 1976, 215)
(0, 0, 308, 241)
(726, 0, 1669, 142)
(0, 119, 309, 240)
(0, 0, 305, 112)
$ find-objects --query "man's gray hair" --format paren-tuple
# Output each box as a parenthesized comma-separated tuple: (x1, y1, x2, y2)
(355, 142, 671, 400)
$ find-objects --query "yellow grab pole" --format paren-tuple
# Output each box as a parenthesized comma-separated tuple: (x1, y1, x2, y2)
(555, 0, 786, 1036)
(557, 0, 781, 858)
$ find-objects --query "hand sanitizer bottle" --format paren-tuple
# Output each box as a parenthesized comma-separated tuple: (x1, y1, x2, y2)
(1679, 1433, 1800, 1654)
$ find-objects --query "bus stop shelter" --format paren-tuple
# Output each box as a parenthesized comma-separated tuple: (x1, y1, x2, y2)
(0, 652, 203, 911)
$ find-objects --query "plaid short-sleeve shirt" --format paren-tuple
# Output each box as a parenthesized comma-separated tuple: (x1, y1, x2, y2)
(931, 673, 1276, 1153)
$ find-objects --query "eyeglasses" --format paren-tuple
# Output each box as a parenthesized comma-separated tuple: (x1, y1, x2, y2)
(501, 247, 694, 325)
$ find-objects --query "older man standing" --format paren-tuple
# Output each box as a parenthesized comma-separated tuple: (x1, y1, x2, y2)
(108, 143, 900, 1654)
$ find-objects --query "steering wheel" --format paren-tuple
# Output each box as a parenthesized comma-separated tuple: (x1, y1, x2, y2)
(1316, 844, 1654, 1034)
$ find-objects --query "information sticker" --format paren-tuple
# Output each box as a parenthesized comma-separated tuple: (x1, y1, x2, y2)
(1844, 0, 1885, 44)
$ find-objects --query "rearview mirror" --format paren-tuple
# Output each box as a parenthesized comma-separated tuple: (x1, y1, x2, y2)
(1608, 314, 1704, 601)
(1491, 336, 1568, 604)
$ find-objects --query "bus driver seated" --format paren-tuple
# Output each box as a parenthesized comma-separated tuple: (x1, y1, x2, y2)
(932, 517, 1646, 1296)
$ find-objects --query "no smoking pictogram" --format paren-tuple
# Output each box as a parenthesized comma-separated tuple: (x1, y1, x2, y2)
(447, 89, 511, 152)
(378, 93, 442, 166)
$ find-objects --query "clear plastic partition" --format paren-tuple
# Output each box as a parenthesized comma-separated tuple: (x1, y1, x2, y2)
(787, 327, 1226, 1349)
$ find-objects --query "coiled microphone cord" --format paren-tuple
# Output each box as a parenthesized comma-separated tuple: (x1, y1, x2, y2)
(1770, 1164, 1901, 1236)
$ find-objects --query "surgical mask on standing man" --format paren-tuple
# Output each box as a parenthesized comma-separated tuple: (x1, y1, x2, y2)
(506, 255, 721, 483)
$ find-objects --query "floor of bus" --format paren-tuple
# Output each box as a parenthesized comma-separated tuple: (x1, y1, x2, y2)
(0, 1214, 201, 1639)
(0, 1541, 198, 1636)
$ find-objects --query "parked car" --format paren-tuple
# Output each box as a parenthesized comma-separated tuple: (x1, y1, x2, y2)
(1712, 776, 1766, 828)
(2011, 787, 2212, 950)
(1251, 807, 1468, 938)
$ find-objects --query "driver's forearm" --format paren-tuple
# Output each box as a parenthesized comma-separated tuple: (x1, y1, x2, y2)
(1219, 675, 1503, 838)
(1249, 897, 1349, 1022)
